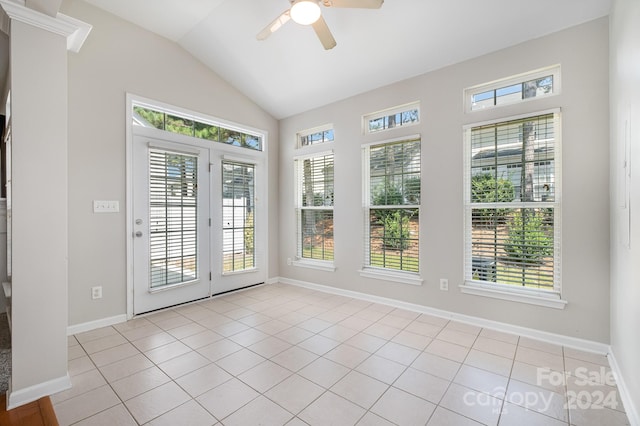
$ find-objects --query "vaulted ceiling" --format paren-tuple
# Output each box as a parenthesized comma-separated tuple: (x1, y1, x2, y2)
(82, 0, 611, 119)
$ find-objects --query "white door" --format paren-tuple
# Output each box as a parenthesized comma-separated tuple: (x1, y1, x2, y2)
(211, 157, 266, 294)
(132, 133, 267, 314)
(132, 136, 210, 314)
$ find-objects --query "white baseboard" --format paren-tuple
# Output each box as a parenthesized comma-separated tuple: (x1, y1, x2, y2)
(276, 276, 610, 355)
(608, 351, 640, 426)
(7, 374, 71, 410)
(59, 278, 635, 424)
(67, 314, 128, 336)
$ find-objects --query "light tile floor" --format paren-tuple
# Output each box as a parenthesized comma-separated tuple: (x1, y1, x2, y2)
(53, 283, 630, 425)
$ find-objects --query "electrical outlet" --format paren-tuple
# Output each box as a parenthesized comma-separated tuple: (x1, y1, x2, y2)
(92, 286, 103, 299)
(287, 257, 292, 266)
(439, 279, 449, 291)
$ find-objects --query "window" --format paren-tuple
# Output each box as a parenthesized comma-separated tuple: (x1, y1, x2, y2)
(149, 149, 198, 288)
(465, 65, 560, 112)
(295, 152, 334, 264)
(463, 110, 562, 306)
(133, 104, 263, 151)
(222, 161, 256, 273)
(298, 124, 334, 148)
(363, 137, 420, 274)
(363, 102, 420, 134)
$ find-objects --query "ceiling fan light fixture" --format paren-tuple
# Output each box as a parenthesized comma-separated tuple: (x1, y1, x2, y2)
(290, 0, 321, 25)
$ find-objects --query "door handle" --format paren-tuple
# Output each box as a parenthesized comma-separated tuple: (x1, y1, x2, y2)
(135, 231, 143, 237)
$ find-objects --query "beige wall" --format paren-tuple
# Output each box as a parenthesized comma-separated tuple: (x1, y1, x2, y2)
(60, 0, 279, 326)
(609, 0, 640, 420)
(279, 18, 611, 343)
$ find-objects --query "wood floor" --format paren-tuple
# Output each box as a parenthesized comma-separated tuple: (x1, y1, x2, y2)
(0, 394, 58, 426)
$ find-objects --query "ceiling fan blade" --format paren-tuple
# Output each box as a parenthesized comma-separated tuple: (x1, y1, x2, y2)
(322, 0, 383, 9)
(312, 15, 337, 50)
(256, 9, 291, 40)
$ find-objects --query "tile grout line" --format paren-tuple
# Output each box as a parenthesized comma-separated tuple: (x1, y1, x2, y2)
(57, 284, 626, 426)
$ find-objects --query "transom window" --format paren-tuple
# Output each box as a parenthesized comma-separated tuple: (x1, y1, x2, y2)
(363, 102, 420, 134)
(464, 110, 561, 294)
(297, 124, 334, 148)
(295, 152, 334, 262)
(133, 104, 263, 151)
(363, 137, 421, 273)
(466, 65, 560, 112)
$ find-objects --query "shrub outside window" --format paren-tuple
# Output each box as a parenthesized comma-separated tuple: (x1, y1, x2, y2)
(363, 137, 421, 273)
(464, 110, 561, 296)
(295, 152, 334, 263)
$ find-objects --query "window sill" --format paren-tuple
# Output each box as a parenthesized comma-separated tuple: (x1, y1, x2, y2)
(459, 280, 567, 309)
(359, 267, 423, 286)
(292, 259, 336, 272)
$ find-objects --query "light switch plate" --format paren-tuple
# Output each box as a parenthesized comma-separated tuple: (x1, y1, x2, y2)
(93, 200, 119, 213)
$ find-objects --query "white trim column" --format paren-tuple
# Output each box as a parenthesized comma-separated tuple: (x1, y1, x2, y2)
(0, 1, 91, 409)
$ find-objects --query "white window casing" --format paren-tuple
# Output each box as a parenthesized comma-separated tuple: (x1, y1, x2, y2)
(461, 108, 566, 309)
(148, 148, 199, 290)
(363, 101, 420, 135)
(464, 65, 561, 113)
(360, 135, 422, 285)
(222, 160, 257, 274)
(133, 101, 264, 151)
(297, 123, 335, 148)
(294, 149, 335, 270)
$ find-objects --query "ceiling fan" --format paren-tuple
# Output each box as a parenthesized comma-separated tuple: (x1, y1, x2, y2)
(257, 0, 384, 50)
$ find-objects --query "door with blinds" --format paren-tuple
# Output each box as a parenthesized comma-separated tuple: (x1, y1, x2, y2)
(132, 136, 211, 314)
(211, 157, 266, 294)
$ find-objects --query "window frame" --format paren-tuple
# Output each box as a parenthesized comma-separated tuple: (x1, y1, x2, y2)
(464, 65, 561, 113)
(125, 93, 268, 318)
(362, 102, 421, 135)
(461, 108, 566, 309)
(360, 134, 423, 286)
(221, 159, 257, 275)
(297, 123, 335, 148)
(148, 148, 200, 290)
(293, 149, 336, 272)
(132, 101, 264, 151)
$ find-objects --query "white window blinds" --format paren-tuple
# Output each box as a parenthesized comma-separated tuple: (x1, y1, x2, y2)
(364, 138, 421, 273)
(149, 149, 198, 288)
(222, 161, 256, 273)
(465, 111, 560, 291)
(295, 152, 334, 262)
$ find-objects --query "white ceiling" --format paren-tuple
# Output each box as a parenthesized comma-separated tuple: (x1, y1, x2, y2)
(82, 0, 611, 119)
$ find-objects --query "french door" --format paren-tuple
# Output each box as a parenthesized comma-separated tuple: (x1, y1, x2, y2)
(132, 131, 265, 315)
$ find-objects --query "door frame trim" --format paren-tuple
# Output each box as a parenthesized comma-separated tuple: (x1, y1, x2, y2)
(125, 93, 135, 320)
(125, 93, 269, 319)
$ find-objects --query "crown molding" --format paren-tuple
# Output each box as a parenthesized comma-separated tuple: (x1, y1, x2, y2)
(57, 12, 92, 53)
(0, 0, 92, 52)
(0, 0, 76, 37)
